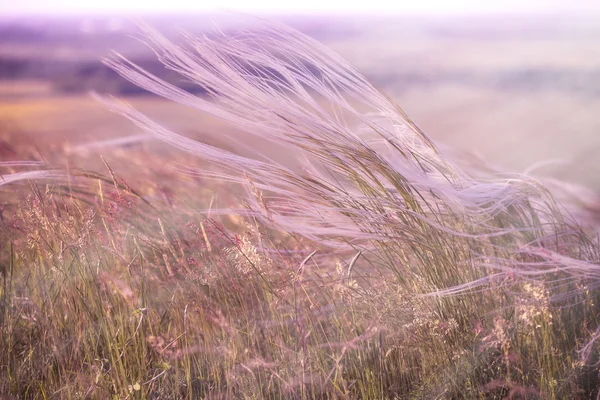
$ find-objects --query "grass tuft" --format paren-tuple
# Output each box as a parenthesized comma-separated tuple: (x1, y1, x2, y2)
(2, 16, 600, 399)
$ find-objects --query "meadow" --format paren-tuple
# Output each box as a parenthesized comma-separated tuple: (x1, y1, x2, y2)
(1, 14, 600, 399)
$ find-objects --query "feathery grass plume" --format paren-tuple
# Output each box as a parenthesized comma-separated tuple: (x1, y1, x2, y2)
(99, 17, 600, 369)
(101, 17, 599, 294)
(0, 169, 67, 187)
(2, 17, 600, 397)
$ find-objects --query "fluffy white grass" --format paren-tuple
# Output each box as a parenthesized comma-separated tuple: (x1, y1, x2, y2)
(2, 18, 600, 397)
(98, 18, 599, 310)
(68, 133, 154, 153)
(0, 161, 46, 168)
(0, 169, 67, 187)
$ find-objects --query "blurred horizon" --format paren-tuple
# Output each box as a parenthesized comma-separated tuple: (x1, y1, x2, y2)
(2, 0, 600, 17)
(1, 10, 600, 193)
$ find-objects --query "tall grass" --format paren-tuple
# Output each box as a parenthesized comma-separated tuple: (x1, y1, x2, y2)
(2, 17, 600, 398)
(102, 19, 599, 293)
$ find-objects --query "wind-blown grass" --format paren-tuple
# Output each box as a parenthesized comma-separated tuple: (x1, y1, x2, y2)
(102, 19, 599, 298)
(2, 16, 600, 399)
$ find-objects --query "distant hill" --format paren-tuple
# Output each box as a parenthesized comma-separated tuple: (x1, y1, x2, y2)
(1, 14, 600, 98)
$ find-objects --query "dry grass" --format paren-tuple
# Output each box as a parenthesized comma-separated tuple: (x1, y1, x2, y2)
(1, 17, 600, 399)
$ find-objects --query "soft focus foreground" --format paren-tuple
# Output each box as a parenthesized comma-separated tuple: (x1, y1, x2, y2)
(1, 15, 600, 399)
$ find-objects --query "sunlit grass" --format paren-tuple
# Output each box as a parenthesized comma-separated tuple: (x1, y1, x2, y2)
(2, 17, 600, 399)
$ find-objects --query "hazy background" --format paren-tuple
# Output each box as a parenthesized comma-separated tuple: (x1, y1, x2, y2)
(1, 2, 599, 190)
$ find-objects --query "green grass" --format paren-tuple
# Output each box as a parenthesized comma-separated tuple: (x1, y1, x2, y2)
(2, 17, 600, 399)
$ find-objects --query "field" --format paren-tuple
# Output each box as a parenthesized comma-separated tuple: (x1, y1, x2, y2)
(1, 13, 600, 399)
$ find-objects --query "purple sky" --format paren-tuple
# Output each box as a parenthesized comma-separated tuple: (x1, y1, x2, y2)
(1, 0, 598, 16)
